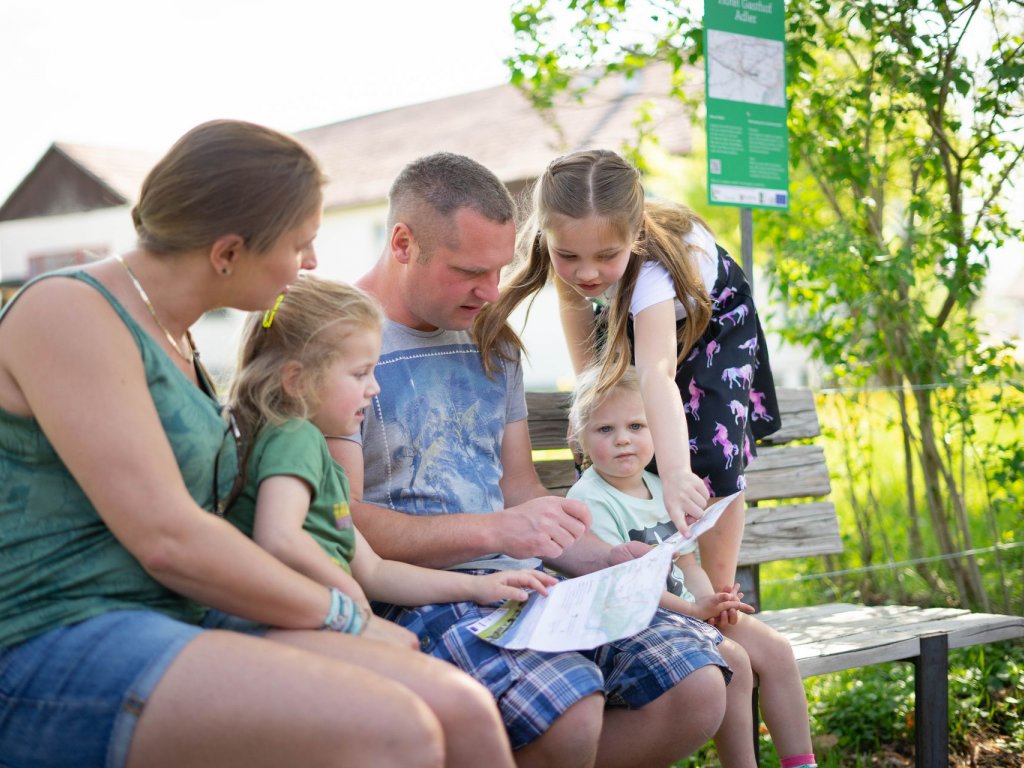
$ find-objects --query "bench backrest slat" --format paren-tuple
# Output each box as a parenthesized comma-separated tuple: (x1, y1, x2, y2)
(757, 388, 822, 444)
(739, 502, 842, 565)
(527, 387, 843, 570)
(526, 388, 824, 448)
(533, 446, 831, 503)
(525, 391, 575, 450)
(744, 445, 832, 502)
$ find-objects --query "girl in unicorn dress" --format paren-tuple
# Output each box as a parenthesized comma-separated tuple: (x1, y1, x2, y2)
(475, 148, 781, 614)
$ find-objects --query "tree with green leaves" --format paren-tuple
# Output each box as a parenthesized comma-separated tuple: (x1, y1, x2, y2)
(508, 0, 1023, 610)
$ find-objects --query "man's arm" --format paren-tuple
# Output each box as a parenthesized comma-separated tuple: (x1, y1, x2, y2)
(500, 419, 626, 578)
(543, 529, 630, 577)
(330, 437, 497, 568)
(331, 420, 590, 568)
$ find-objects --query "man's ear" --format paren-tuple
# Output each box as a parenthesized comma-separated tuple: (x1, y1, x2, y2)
(210, 234, 247, 275)
(280, 360, 304, 399)
(390, 223, 415, 264)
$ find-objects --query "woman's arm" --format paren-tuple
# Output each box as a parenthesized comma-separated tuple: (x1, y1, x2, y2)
(253, 476, 420, 648)
(555, 275, 598, 374)
(632, 300, 709, 534)
(2, 278, 332, 629)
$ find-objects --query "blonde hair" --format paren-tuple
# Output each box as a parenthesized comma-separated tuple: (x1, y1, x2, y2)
(229, 275, 383, 443)
(569, 364, 642, 468)
(133, 119, 326, 256)
(475, 150, 713, 400)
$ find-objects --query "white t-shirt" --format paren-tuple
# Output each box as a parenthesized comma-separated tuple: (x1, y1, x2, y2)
(614, 222, 719, 321)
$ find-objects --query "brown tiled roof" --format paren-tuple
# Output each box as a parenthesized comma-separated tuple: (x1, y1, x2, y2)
(0, 144, 161, 221)
(299, 64, 693, 210)
(2, 63, 692, 219)
(54, 143, 163, 202)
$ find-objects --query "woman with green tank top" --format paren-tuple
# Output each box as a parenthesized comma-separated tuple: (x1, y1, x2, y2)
(0, 120, 515, 768)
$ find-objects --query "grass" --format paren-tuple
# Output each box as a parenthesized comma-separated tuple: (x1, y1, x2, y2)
(670, 640, 1024, 768)
(532, 385, 1023, 764)
(671, 387, 1024, 766)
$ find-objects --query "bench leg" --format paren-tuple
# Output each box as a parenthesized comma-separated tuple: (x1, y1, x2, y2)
(913, 634, 948, 768)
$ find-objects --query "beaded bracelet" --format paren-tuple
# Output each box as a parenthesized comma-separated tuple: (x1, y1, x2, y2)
(322, 587, 368, 635)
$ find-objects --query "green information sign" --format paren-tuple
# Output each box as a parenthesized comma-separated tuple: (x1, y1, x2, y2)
(704, 0, 789, 209)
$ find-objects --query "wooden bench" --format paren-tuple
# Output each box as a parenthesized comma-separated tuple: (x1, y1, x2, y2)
(526, 387, 1024, 767)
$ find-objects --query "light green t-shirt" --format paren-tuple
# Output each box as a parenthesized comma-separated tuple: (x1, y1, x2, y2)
(228, 419, 357, 571)
(568, 466, 697, 602)
(0, 270, 239, 649)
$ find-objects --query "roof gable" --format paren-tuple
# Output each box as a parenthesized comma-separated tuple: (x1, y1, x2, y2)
(0, 144, 159, 222)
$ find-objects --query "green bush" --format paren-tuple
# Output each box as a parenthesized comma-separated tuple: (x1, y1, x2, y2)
(672, 642, 1023, 766)
(808, 663, 915, 750)
(947, 643, 1024, 754)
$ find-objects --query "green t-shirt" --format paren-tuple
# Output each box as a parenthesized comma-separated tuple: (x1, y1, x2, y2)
(0, 270, 240, 649)
(228, 419, 356, 572)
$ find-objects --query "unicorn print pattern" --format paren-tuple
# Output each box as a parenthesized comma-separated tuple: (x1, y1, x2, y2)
(712, 286, 736, 309)
(684, 378, 705, 421)
(705, 339, 720, 368)
(717, 304, 749, 327)
(728, 399, 747, 425)
(738, 337, 758, 356)
(750, 389, 774, 422)
(712, 422, 739, 470)
(722, 364, 753, 389)
(643, 246, 781, 499)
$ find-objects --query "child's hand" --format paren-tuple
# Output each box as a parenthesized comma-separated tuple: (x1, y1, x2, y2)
(716, 582, 745, 626)
(693, 589, 754, 624)
(662, 469, 710, 538)
(471, 569, 558, 604)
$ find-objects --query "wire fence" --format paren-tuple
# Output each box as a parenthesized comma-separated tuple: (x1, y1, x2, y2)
(813, 377, 1022, 394)
(766, 381, 1022, 608)
(762, 541, 1024, 585)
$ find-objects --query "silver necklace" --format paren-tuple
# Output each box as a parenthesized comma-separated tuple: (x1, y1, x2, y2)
(115, 255, 195, 364)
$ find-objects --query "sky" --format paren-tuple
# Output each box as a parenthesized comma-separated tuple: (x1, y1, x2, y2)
(2, 0, 1018, 294)
(0, 0, 517, 204)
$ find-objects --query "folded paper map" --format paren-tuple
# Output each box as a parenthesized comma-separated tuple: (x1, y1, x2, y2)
(469, 492, 741, 652)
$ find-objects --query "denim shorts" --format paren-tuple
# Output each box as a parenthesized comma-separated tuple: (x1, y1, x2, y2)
(0, 609, 266, 768)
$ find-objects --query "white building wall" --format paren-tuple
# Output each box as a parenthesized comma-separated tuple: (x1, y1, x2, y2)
(0, 206, 136, 280)
(314, 203, 388, 283)
(0, 202, 802, 391)
(196, 202, 392, 386)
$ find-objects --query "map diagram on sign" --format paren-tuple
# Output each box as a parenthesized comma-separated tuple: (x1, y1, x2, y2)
(707, 29, 785, 107)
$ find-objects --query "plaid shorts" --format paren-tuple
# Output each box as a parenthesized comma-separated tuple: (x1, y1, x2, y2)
(375, 593, 730, 750)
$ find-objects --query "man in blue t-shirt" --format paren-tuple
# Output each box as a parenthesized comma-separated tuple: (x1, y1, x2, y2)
(330, 152, 732, 767)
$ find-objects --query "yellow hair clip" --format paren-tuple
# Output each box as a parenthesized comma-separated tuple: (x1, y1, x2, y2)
(262, 294, 285, 328)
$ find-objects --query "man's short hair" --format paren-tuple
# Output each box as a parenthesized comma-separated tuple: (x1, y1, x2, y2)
(387, 152, 516, 251)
